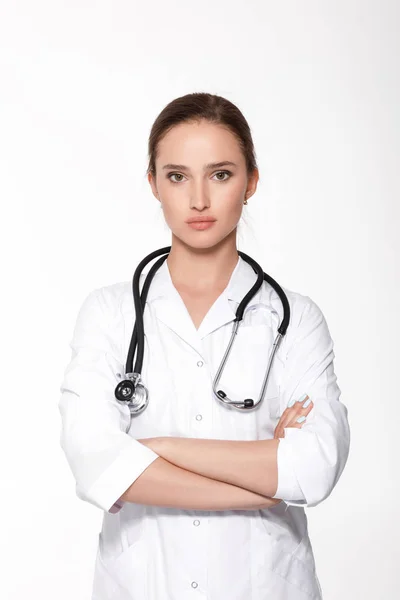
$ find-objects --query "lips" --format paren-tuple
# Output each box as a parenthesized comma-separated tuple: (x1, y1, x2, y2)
(186, 217, 216, 223)
(187, 220, 216, 230)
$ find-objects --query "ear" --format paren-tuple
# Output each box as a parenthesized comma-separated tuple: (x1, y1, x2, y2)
(245, 168, 259, 200)
(147, 172, 160, 201)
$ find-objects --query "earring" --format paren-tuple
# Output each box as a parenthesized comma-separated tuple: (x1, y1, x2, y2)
(243, 198, 248, 205)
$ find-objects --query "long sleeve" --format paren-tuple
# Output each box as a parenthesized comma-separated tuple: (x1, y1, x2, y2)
(58, 287, 160, 513)
(272, 295, 351, 508)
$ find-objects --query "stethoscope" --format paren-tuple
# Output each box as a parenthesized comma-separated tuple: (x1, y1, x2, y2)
(114, 246, 290, 418)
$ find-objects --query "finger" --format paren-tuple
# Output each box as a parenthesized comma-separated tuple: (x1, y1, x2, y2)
(288, 416, 307, 428)
(292, 394, 310, 409)
(283, 394, 309, 415)
(287, 422, 304, 429)
(301, 402, 314, 416)
(287, 396, 313, 418)
(275, 418, 306, 438)
(297, 400, 314, 417)
(278, 396, 310, 431)
(280, 402, 313, 423)
(274, 396, 313, 438)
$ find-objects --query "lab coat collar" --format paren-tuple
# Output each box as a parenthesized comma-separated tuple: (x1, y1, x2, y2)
(143, 254, 267, 353)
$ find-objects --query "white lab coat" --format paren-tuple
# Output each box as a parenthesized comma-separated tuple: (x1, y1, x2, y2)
(59, 255, 350, 599)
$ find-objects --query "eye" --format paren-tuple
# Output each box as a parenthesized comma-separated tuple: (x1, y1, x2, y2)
(167, 172, 186, 183)
(213, 170, 232, 181)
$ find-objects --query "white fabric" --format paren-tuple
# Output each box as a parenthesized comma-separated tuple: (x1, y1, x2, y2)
(58, 255, 350, 599)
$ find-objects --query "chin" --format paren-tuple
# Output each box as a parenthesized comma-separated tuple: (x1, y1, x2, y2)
(176, 231, 231, 252)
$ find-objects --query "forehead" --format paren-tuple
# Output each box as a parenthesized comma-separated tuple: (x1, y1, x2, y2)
(156, 120, 243, 160)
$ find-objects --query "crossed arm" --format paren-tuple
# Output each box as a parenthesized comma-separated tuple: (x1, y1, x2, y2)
(119, 436, 281, 511)
(143, 436, 279, 498)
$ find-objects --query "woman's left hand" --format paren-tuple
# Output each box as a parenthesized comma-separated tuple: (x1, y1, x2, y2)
(273, 394, 314, 439)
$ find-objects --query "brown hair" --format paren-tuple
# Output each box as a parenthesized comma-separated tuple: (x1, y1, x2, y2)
(146, 92, 258, 178)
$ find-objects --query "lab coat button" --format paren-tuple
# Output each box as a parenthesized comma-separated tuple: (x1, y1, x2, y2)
(193, 519, 200, 526)
(197, 360, 203, 367)
(195, 414, 202, 421)
(191, 581, 198, 588)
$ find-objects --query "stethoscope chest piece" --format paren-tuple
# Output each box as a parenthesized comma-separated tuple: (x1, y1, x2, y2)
(115, 373, 149, 416)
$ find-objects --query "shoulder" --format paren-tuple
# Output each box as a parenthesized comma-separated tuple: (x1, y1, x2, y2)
(73, 276, 145, 358)
(267, 281, 321, 328)
(94, 280, 132, 316)
(287, 287, 324, 324)
(266, 282, 330, 354)
(83, 272, 149, 322)
(88, 273, 146, 320)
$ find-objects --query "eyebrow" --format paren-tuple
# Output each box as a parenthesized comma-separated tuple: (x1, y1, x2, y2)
(162, 161, 238, 171)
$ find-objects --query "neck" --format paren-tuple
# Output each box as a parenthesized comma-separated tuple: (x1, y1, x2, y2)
(166, 232, 239, 294)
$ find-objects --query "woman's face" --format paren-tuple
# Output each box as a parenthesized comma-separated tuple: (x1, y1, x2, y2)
(148, 120, 258, 249)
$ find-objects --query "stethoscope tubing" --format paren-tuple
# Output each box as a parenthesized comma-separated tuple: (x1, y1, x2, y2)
(115, 247, 290, 414)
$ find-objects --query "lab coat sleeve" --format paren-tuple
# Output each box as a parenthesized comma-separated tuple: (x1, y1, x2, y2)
(58, 287, 160, 513)
(272, 295, 351, 508)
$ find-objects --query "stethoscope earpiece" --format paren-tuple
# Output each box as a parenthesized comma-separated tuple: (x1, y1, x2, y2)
(217, 389, 254, 409)
(244, 399, 254, 408)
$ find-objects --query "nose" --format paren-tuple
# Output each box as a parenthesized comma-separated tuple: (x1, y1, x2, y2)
(189, 180, 210, 210)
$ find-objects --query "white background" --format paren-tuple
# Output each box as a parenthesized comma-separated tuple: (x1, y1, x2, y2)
(1, 1, 398, 598)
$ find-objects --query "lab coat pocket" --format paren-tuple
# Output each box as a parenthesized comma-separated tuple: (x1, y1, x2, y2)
(94, 531, 147, 599)
(256, 504, 319, 597)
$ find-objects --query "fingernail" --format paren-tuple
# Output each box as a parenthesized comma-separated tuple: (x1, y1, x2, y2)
(287, 398, 296, 408)
(297, 416, 306, 423)
(298, 393, 308, 403)
(302, 398, 311, 408)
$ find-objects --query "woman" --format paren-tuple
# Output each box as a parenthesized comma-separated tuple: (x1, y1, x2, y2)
(59, 92, 350, 600)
